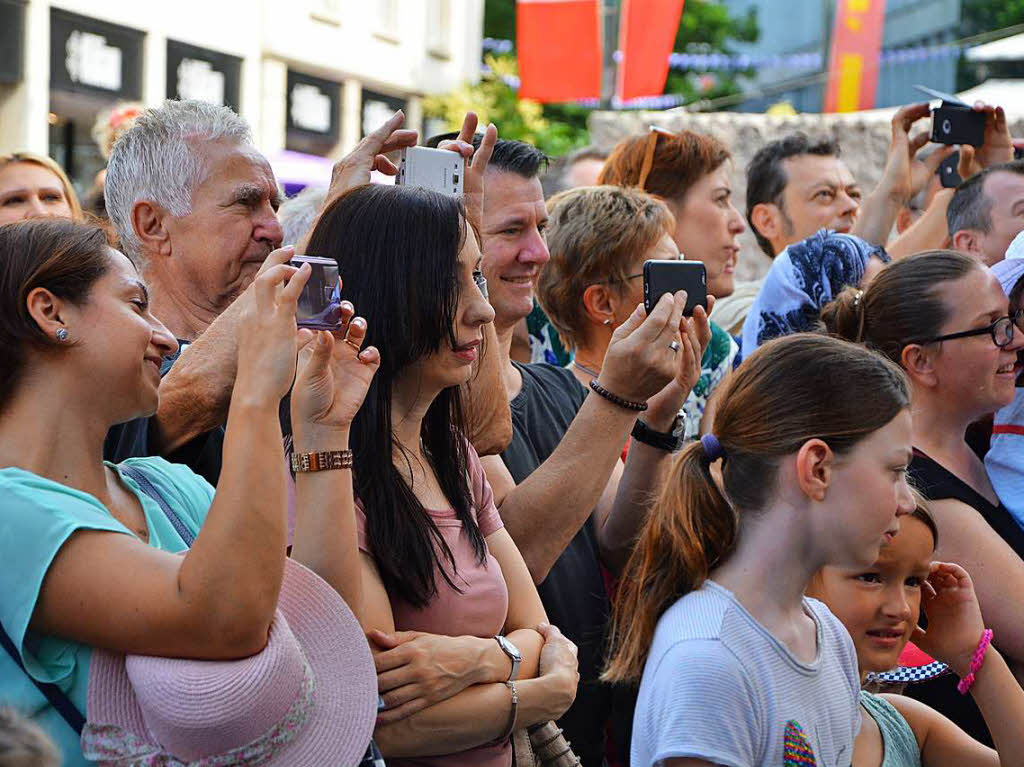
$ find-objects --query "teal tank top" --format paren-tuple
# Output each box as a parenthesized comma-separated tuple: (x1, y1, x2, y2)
(860, 690, 922, 767)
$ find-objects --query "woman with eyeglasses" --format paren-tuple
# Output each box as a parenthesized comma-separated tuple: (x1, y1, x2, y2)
(822, 249, 1024, 745)
(536, 185, 713, 442)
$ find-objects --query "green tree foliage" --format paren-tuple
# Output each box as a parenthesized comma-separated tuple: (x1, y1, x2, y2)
(956, 0, 1024, 90)
(666, 0, 759, 103)
(959, 0, 1024, 36)
(425, 0, 758, 156)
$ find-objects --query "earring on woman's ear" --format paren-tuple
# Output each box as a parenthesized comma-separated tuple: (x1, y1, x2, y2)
(603, 318, 613, 326)
(56, 328, 69, 343)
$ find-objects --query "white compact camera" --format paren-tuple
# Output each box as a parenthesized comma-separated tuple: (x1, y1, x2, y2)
(396, 146, 465, 196)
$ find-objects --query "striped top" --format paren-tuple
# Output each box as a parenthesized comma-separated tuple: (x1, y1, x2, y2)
(631, 580, 860, 767)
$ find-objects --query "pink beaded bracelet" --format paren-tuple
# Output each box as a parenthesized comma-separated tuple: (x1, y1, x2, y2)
(957, 628, 994, 695)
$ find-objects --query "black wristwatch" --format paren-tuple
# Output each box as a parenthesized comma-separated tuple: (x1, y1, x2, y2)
(631, 415, 686, 452)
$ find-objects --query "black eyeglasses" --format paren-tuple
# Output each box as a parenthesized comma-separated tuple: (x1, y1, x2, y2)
(920, 309, 1024, 348)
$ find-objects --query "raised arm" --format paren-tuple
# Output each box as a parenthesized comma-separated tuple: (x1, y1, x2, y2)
(484, 293, 687, 583)
(853, 103, 951, 248)
(289, 314, 380, 614)
(446, 116, 513, 456)
(32, 263, 312, 659)
(885, 562, 1024, 767)
(596, 303, 711, 572)
(147, 246, 297, 453)
(886, 189, 954, 261)
(929, 498, 1024, 668)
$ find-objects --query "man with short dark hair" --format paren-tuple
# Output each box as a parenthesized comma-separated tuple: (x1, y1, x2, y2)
(745, 133, 858, 258)
(474, 135, 707, 764)
(947, 160, 1024, 265)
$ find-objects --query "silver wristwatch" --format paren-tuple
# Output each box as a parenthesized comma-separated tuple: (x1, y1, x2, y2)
(494, 634, 522, 682)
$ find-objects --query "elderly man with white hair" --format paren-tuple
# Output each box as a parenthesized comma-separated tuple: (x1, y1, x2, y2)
(103, 101, 510, 482)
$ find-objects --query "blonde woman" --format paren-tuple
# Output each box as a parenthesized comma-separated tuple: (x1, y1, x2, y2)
(0, 152, 82, 226)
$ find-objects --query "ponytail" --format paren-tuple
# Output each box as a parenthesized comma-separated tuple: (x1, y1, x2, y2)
(603, 441, 736, 683)
(602, 333, 910, 685)
(820, 286, 866, 344)
(821, 249, 978, 364)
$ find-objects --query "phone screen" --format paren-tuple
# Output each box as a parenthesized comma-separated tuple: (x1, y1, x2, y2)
(290, 255, 343, 330)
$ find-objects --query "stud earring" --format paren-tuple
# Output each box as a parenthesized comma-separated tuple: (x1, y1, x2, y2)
(56, 328, 69, 342)
(602, 318, 613, 326)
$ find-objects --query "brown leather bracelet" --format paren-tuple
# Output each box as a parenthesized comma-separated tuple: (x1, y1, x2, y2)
(290, 449, 353, 473)
(588, 379, 648, 412)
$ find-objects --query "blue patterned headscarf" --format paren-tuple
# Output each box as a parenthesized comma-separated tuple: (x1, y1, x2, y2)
(740, 229, 889, 357)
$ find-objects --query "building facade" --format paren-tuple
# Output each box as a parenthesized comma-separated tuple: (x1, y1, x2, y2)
(0, 0, 483, 192)
(720, 0, 961, 112)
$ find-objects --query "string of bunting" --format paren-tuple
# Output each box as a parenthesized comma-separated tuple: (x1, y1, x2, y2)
(483, 36, 966, 74)
(479, 63, 687, 109)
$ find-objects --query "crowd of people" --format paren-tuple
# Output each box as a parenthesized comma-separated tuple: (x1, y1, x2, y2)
(2, 90, 1024, 767)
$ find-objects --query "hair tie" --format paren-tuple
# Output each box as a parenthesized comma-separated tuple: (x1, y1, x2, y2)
(700, 434, 725, 462)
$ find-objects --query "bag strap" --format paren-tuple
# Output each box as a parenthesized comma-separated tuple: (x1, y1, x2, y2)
(0, 622, 85, 734)
(119, 464, 195, 547)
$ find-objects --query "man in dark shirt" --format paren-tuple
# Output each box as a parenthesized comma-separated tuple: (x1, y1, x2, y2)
(476, 138, 707, 764)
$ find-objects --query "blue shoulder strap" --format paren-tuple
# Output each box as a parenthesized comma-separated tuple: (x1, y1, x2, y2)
(0, 463, 198, 738)
(119, 464, 196, 547)
(0, 623, 85, 734)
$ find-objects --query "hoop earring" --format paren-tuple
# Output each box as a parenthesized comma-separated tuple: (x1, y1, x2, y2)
(56, 328, 69, 343)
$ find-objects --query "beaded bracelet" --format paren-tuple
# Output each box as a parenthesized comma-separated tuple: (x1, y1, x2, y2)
(957, 628, 994, 695)
(589, 379, 648, 412)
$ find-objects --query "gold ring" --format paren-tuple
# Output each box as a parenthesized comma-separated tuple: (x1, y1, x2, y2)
(344, 338, 362, 353)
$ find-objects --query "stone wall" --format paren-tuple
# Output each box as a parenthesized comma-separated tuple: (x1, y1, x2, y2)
(588, 108, 1024, 282)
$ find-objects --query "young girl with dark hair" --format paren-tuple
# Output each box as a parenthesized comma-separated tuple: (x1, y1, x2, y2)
(823, 250, 1024, 741)
(604, 332, 916, 767)
(811, 508, 1024, 767)
(303, 183, 579, 766)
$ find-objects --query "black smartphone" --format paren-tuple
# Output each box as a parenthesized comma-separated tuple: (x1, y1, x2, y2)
(930, 103, 985, 147)
(290, 255, 343, 330)
(937, 151, 962, 188)
(643, 260, 707, 317)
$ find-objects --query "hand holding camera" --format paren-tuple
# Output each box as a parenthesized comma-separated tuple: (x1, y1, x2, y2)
(235, 248, 313, 405)
(598, 291, 687, 405)
(291, 310, 380, 449)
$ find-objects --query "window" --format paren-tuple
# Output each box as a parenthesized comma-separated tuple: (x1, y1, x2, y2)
(376, 0, 400, 40)
(427, 0, 451, 58)
(311, 0, 342, 25)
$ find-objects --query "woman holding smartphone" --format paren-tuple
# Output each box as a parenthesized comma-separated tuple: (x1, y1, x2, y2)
(0, 217, 379, 765)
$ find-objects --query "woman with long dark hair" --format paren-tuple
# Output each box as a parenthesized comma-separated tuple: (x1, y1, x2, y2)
(303, 183, 579, 766)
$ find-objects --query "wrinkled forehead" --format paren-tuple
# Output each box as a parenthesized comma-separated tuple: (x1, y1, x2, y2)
(194, 141, 278, 196)
(782, 152, 855, 189)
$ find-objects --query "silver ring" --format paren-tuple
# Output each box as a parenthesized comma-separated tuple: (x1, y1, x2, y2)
(668, 340, 681, 353)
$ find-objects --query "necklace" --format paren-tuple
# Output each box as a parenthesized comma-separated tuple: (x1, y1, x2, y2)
(571, 359, 601, 379)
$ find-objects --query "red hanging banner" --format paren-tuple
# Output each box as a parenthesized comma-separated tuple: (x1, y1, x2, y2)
(824, 0, 888, 112)
(618, 0, 686, 101)
(517, 0, 603, 102)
